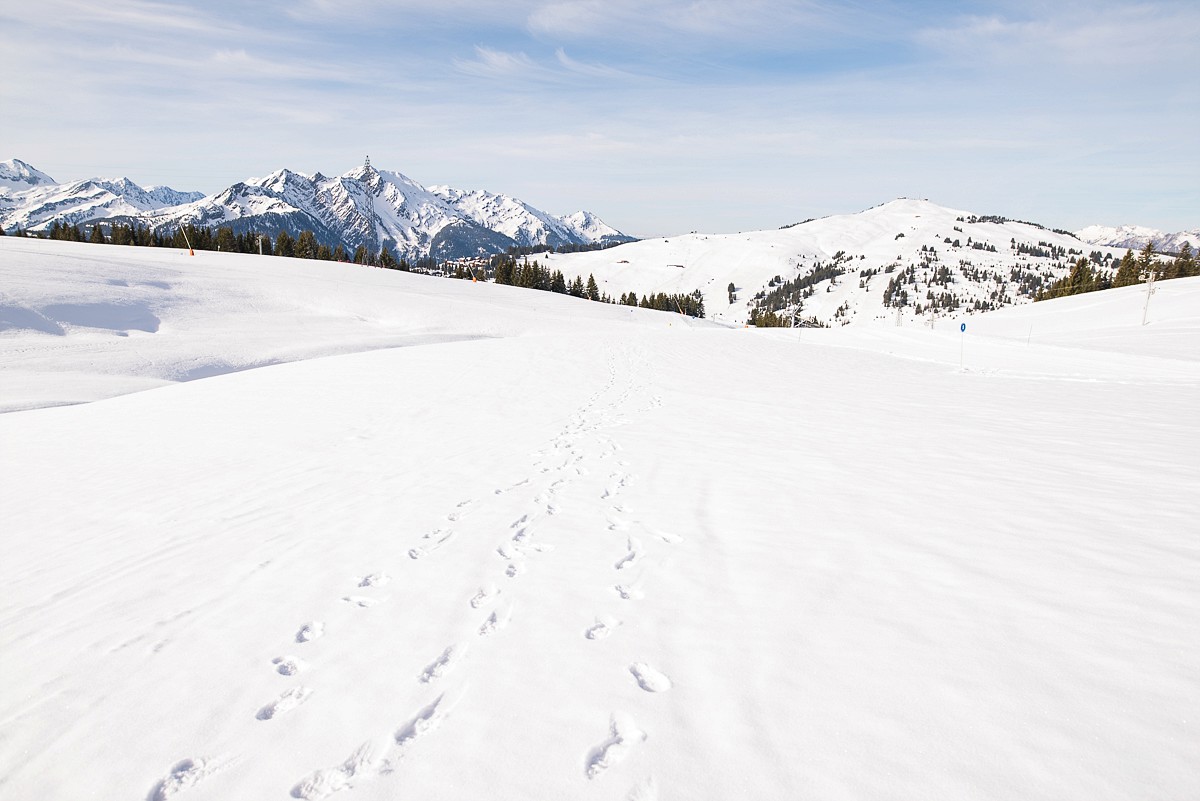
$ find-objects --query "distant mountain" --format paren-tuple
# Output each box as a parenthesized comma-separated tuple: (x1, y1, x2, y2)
(0, 159, 204, 233)
(0, 158, 56, 189)
(0, 158, 634, 259)
(548, 198, 1143, 327)
(1075, 224, 1199, 255)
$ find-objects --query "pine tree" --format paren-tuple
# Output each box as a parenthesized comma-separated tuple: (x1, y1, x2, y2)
(89, 224, 106, 245)
(569, 276, 585, 297)
(551, 270, 567, 294)
(296, 230, 317, 259)
(333, 244, 347, 262)
(1136, 241, 1157, 281)
(586, 274, 600, 301)
(1175, 242, 1196, 278)
(275, 230, 296, 258)
(1113, 251, 1139, 287)
(352, 245, 368, 264)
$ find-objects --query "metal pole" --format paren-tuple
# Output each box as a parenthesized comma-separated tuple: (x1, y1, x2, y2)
(1142, 266, 1156, 326)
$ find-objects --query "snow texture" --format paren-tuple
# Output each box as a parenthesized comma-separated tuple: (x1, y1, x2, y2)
(1, 237, 1198, 801)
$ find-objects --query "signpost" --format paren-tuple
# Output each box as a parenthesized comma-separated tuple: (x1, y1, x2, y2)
(960, 322, 966, 371)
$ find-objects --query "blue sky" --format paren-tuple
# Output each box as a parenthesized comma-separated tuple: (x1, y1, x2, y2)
(3, 0, 1196, 237)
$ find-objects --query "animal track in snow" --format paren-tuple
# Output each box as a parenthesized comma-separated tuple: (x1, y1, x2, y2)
(505, 562, 522, 578)
(411, 530, 454, 560)
(478, 604, 513, 637)
(585, 617, 619, 640)
(614, 538, 642, 571)
(395, 693, 452, 751)
(341, 596, 384, 608)
(585, 713, 646, 779)
(419, 644, 466, 683)
(149, 758, 212, 801)
(614, 584, 644, 601)
(470, 585, 497, 608)
(272, 655, 307, 676)
(357, 572, 390, 588)
(257, 686, 314, 720)
(290, 736, 391, 800)
(607, 517, 630, 531)
(296, 622, 325, 643)
(629, 663, 672, 693)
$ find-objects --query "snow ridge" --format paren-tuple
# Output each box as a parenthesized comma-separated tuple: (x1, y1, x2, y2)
(1, 158, 632, 259)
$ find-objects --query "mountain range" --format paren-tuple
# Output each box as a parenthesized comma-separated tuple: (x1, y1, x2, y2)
(544, 198, 1166, 327)
(1075, 224, 1199, 254)
(0, 158, 633, 259)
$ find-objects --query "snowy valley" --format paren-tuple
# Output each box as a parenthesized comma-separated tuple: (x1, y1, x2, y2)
(1, 236, 1197, 800)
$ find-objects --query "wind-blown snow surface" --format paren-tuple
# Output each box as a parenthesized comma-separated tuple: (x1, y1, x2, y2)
(2, 239, 1198, 801)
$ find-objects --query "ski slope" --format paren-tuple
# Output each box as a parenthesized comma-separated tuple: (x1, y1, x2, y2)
(1, 239, 1198, 801)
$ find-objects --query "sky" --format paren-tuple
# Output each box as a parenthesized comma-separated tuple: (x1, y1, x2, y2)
(2, 0, 1197, 238)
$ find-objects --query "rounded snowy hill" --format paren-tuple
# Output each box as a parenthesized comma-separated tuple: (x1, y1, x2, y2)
(547, 198, 1117, 325)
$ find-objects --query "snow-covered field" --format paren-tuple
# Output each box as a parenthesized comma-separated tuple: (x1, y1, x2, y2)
(2, 238, 1198, 800)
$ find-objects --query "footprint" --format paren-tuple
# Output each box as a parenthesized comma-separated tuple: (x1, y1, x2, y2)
(291, 737, 391, 800)
(614, 538, 641, 571)
(607, 517, 630, 531)
(395, 694, 451, 750)
(505, 562, 522, 579)
(408, 546, 429, 560)
(257, 686, 314, 720)
(272, 655, 307, 676)
(478, 604, 513, 637)
(342, 596, 384, 608)
(149, 758, 212, 800)
(585, 617, 619, 640)
(296, 622, 325, 643)
(470, 585, 497, 609)
(629, 663, 672, 693)
(614, 584, 644, 601)
(357, 573, 390, 588)
(585, 713, 646, 779)
(419, 644, 465, 683)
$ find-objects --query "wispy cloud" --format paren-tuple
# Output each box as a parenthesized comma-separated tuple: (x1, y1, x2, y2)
(2, 0, 1196, 235)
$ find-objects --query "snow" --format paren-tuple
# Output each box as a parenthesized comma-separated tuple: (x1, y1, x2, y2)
(547, 197, 1111, 326)
(1077, 223, 1200, 254)
(1, 237, 1198, 800)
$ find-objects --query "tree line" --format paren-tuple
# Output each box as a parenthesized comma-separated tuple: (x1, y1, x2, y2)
(3, 221, 704, 319)
(490, 256, 705, 318)
(1037, 242, 1197, 301)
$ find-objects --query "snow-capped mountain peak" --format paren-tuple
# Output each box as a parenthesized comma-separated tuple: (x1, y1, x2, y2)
(0, 158, 56, 188)
(1075, 223, 1198, 254)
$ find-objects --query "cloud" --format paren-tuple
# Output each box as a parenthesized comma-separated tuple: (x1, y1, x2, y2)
(916, 3, 1200, 72)
(453, 46, 551, 80)
(526, 0, 861, 48)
